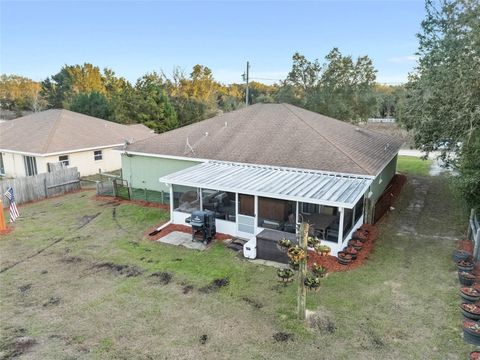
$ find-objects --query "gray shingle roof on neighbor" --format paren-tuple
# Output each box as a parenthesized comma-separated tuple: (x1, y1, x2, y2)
(127, 103, 404, 176)
(0, 109, 155, 155)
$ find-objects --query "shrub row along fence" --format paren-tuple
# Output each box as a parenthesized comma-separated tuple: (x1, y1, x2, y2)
(469, 209, 480, 261)
(95, 178, 169, 205)
(0, 167, 80, 208)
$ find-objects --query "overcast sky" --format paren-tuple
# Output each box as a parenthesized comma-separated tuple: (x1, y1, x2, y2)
(0, 0, 425, 85)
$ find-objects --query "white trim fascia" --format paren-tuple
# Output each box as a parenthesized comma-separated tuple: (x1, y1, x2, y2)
(0, 144, 124, 157)
(128, 151, 375, 180)
(120, 150, 209, 163)
(161, 177, 370, 209)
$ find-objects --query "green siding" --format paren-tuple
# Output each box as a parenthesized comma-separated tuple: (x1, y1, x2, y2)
(121, 154, 201, 192)
(369, 155, 398, 203)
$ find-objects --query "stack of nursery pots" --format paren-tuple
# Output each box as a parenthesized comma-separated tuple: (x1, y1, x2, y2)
(337, 226, 369, 266)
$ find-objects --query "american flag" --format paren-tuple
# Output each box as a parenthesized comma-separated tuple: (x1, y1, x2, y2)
(4, 187, 19, 222)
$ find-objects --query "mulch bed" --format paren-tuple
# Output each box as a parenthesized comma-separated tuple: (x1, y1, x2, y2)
(307, 224, 379, 273)
(146, 223, 232, 242)
(93, 195, 169, 210)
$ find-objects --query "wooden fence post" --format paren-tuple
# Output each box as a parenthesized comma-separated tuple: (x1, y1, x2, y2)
(43, 178, 48, 198)
(297, 222, 309, 320)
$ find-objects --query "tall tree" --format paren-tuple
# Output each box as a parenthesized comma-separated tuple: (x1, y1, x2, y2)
(69, 91, 114, 120)
(0, 75, 47, 114)
(281, 48, 377, 123)
(41, 63, 106, 108)
(397, 0, 480, 209)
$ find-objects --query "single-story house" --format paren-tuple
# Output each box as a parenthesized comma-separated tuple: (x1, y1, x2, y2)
(0, 109, 154, 177)
(121, 103, 403, 256)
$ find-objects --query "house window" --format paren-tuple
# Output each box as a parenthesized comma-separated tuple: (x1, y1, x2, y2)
(24, 156, 37, 176)
(0, 153, 4, 175)
(59, 155, 69, 166)
(202, 189, 236, 222)
(94, 150, 103, 161)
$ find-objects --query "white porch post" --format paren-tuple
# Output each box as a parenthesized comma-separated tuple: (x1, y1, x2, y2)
(254, 195, 258, 235)
(169, 184, 174, 221)
(199, 188, 203, 210)
(295, 201, 299, 235)
(338, 207, 344, 244)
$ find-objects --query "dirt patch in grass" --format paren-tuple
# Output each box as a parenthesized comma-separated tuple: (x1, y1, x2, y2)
(93, 195, 169, 210)
(150, 271, 172, 285)
(77, 213, 100, 229)
(43, 296, 61, 307)
(199, 334, 208, 345)
(242, 296, 263, 309)
(198, 278, 230, 293)
(92, 262, 143, 277)
(17, 284, 32, 294)
(306, 309, 336, 334)
(60, 255, 83, 264)
(273, 332, 294, 342)
(0, 327, 36, 359)
(181, 284, 194, 294)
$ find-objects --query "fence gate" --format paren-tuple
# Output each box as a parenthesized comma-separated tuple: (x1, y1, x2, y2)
(96, 180, 114, 196)
(113, 179, 130, 200)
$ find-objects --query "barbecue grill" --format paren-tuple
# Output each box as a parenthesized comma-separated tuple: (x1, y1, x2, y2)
(185, 210, 216, 244)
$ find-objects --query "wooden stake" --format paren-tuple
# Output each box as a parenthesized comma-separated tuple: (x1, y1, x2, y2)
(0, 200, 6, 231)
(297, 222, 309, 320)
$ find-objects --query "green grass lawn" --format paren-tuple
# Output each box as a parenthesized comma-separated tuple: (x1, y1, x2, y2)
(0, 175, 473, 359)
(397, 155, 432, 176)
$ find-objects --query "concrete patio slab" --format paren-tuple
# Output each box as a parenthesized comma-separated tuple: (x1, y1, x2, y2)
(156, 231, 207, 251)
(157, 231, 207, 251)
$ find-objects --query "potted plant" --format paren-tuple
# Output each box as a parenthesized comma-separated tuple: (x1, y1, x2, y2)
(461, 303, 480, 320)
(459, 271, 476, 286)
(287, 245, 307, 262)
(344, 246, 358, 260)
(457, 259, 475, 272)
(277, 238, 292, 253)
(277, 268, 295, 283)
(337, 251, 352, 265)
(311, 263, 328, 278)
(304, 274, 321, 291)
(289, 259, 300, 270)
(307, 236, 320, 249)
(348, 239, 363, 251)
(314, 244, 331, 256)
(352, 230, 368, 242)
(463, 320, 480, 345)
(470, 351, 480, 360)
(453, 249, 471, 262)
(460, 287, 480, 302)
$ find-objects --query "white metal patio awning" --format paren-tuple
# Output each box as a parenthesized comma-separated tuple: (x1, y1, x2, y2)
(159, 161, 372, 208)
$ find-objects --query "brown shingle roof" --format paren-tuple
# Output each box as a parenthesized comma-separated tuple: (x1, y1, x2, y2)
(126, 103, 403, 176)
(0, 109, 154, 155)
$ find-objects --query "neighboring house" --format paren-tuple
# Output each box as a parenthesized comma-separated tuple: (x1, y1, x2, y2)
(122, 103, 403, 256)
(0, 109, 154, 177)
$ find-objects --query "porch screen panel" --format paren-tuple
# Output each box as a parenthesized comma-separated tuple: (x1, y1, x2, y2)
(354, 196, 364, 223)
(257, 197, 296, 233)
(172, 185, 200, 213)
(202, 189, 236, 222)
(238, 194, 254, 217)
(343, 208, 354, 240)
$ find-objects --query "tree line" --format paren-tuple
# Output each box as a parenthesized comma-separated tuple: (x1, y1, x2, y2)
(396, 0, 479, 210)
(1, 49, 403, 131)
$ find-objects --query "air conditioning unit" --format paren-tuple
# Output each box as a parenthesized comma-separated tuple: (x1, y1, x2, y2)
(243, 237, 257, 259)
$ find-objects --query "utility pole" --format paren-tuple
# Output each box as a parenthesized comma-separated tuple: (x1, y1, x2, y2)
(243, 61, 250, 106)
(297, 222, 309, 320)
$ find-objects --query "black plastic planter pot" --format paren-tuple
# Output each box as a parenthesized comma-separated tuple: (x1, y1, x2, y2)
(459, 272, 476, 286)
(460, 289, 480, 303)
(453, 250, 471, 262)
(464, 328, 480, 345)
(460, 307, 480, 320)
(458, 264, 475, 272)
